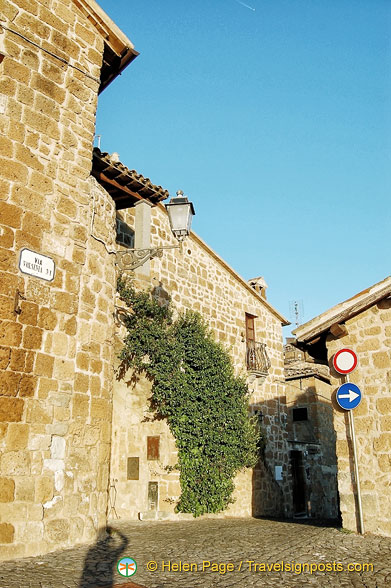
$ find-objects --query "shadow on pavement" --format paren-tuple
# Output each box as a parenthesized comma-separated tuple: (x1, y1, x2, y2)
(78, 526, 129, 587)
(254, 516, 341, 529)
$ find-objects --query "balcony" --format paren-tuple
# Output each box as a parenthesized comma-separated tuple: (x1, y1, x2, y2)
(246, 340, 271, 378)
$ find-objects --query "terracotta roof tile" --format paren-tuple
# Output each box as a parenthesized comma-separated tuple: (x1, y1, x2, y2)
(92, 148, 169, 209)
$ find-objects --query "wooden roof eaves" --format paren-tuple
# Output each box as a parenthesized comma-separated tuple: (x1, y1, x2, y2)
(72, 0, 135, 54)
(71, 0, 139, 93)
(293, 276, 391, 344)
(92, 171, 143, 202)
(92, 150, 169, 206)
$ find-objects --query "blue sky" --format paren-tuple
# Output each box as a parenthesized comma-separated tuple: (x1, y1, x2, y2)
(96, 0, 391, 336)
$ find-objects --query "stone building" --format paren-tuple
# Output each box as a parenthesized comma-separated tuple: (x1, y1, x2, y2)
(284, 340, 338, 520)
(0, 0, 291, 560)
(294, 277, 391, 536)
(0, 0, 138, 560)
(93, 149, 292, 522)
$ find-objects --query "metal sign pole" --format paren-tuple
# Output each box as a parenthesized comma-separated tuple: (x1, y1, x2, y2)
(346, 374, 364, 534)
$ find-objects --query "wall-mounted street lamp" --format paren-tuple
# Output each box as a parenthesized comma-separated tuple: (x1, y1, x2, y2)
(165, 190, 195, 242)
(116, 191, 195, 272)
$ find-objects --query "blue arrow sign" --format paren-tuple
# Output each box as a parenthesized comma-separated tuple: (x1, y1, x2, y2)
(336, 383, 362, 410)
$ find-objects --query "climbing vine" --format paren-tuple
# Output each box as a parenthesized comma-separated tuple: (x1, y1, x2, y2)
(117, 276, 260, 516)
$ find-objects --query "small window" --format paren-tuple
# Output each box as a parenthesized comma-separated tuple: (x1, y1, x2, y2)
(245, 313, 256, 343)
(147, 436, 160, 460)
(127, 457, 139, 480)
(116, 218, 134, 248)
(292, 407, 308, 422)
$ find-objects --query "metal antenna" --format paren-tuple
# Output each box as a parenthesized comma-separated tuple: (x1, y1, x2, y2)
(289, 299, 304, 328)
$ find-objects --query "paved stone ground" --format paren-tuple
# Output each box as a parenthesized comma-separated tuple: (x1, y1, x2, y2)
(1, 518, 390, 588)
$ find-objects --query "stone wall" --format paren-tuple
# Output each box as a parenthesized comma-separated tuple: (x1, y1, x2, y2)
(0, 0, 117, 559)
(326, 303, 391, 536)
(285, 376, 338, 519)
(110, 204, 291, 521)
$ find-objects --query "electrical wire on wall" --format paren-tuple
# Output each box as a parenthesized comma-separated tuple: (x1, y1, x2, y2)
(0, 24, 100, 83)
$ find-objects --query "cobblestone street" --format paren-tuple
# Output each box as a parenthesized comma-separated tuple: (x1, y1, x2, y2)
(1, 518, 390, 588)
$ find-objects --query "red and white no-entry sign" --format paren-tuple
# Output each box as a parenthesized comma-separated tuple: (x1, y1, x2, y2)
(333, 348, 358, 374)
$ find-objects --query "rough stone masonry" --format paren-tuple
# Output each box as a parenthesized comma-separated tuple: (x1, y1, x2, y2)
(0, 0, 123, 559)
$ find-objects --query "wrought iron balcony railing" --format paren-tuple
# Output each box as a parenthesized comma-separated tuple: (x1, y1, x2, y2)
(246, 340, 271, 375)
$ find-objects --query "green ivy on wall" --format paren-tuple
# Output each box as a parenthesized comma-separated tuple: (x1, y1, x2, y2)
(117, 276, 260, 516)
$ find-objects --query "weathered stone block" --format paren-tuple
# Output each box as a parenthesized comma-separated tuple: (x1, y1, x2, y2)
(373, 433, 391, 452)
(74, 372, 89, 393)
(373, 351, 391, 369)
(0, 136, 13, 158)
(19, 521, 44, 545)
(0, 321, 23, 347)
(19, 301, 39, 326)
(53, 358, 75, 380)
(354, 398, 368, 417)
(0, 347, 10, 370)
(41, 60, 66, 85)
(0, 247, 16, 272)
(23, 326, 43, 350)
(0, 371, 21, 397)
(15, 476, 35, 501)
(0, 296, 14, 321)
(0, 398, 24, 422)
(72, 393, 89, 419)
(90, 359, 102, 374)
(57, 196, 78, 219)
(5, 114, 23, 141)
(14, 228, 41, 252)
(72, 246, 86, 265)
(0, 226, 15, 250)
(0, 76, 16, 99)
(31, 72, 66, 104)
(0, 273, 19, 297)
(29, 434, 51, 451)
(38, 307, 57, 330)
(378, 454, 391, 472)
(90, 375, 101, 396)
(26, 400, 52, 425)
(15, 144, 43, 173)
(50, 436, 66, 459)
(0, 158, 28, 185)
(51, 332, 68, 357)
(45, 518, 70, 543)
(38, 377, 58, 399)
(377, 398, 391, 415)
(64, 316, 77, 336)
(36, 476, 54, 503)
(3, 58, 31, 84)
(22, 211, 49, 236)
(380, 416, 391, 432)
(0, 478, 15, 502)
(0, 451, 31, 476)
(29, 170, 53, 194)
(52, 292, 77, 314)
(0, 523, 14, 544)
(6, 424, 29, 450)
(90, 398, 110, 421)
(19, 374, 37, 397)
(35, 353, 54, 377)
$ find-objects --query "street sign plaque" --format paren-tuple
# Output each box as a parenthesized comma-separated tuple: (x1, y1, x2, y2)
(19, 248, 55, 282)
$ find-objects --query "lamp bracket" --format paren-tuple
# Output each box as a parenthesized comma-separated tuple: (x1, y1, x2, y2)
(116, 245, 180, 271)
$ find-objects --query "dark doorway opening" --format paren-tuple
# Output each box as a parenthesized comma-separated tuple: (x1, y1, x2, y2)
(290, 450, 307, 516)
